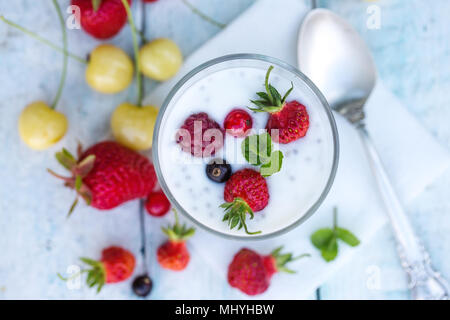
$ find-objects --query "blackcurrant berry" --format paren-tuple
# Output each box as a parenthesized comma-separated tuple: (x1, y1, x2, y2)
(206, 159, 232, 183)
(132, 274, 153, 297)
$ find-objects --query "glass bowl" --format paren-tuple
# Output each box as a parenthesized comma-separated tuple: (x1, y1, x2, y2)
(152, 54, 339, 240)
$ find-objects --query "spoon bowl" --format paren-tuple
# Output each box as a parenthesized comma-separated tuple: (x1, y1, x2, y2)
(298, 8, 376, 114)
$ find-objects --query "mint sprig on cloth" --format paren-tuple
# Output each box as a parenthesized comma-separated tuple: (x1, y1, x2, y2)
(310, 207, 360, 262)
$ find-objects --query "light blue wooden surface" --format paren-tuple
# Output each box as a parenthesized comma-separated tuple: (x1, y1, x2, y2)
(0, 0, 449, 299)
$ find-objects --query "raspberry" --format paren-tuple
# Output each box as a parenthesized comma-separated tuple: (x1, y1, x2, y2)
(176, 112, 224, 157)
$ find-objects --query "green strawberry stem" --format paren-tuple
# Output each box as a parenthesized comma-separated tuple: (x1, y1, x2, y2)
(270, 246, 310, 273)
(120, 0, 143, 107)
(92, 0, 102, 12)
(162, 209, 195, 242)
(220, 198, 261, 235)
(265, 66, 274, 104)
(50, 0, 68, 110)
(57, 269, 87, 281)
(79, 257, 106, 293)
(48, 147, 95, 217)
(0, 15, 87, 64)
(249, 65, 294, 113)
(181, 0, 226, 29)
(58, 258, 106, 293)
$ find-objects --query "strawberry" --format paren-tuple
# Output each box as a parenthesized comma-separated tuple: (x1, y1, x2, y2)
(227, 247, 309, 296)
(176, 112, 224, 157)
(221, 169, 269, 235)
(71, 0, 131, 40)
(145, 190, 171, 217)
(249, 66, 310, 144)
(48, 141, 157, 215)
(157, 210, 195, 271)
(59, 246, 135, 293)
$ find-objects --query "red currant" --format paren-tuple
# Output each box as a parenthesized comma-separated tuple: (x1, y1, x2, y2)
(145, 191, 171, 217)
(224, 109, 252, 138)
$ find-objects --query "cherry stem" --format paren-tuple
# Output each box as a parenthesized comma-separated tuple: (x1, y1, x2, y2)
(138, 199, 148, 272)
(181, 0, 226, 29)
(137, 1, 148, 273)
(120, 0, 143, 107)
(0, 15, 87, 65)
(138, 0, 146, 106)
(50, 0, 68, 110)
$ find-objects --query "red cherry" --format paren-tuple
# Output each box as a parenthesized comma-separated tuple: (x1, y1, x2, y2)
(145, 191, 171, 217)
(224, 109, 253, 137)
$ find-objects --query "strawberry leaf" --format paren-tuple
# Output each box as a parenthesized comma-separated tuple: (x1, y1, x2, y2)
(78, 257, 106, 293)
(75, 175, 82, 191)
(281, 81, 294, 103)
(162, 209, 195, 241)
(269, 84, 282, 106)
(249, 66, 294, 113)
(271, 246, 310, 273)
(76, 155, 96, 177)
(55, 149, 77, 170)
(67, 197, 79, 218)
(220, 198, 261, 235)
(264, 66, 274, 104)
(249, 100, 270, 109)
(256, 92, 270, 101)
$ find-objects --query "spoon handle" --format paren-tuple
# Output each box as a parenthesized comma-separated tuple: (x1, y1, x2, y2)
(357, 126, 449, 300)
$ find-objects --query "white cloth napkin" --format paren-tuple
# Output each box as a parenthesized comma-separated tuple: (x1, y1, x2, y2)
(143, 0, 450, 299)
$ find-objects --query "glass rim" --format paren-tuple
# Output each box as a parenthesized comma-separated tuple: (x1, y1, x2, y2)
(152, 53, 340, 241)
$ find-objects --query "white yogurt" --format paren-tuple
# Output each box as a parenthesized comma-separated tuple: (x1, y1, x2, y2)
(157, 64, 336, 237)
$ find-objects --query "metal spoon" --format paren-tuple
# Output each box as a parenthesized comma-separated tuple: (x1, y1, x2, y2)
(297, 8, 449, 300)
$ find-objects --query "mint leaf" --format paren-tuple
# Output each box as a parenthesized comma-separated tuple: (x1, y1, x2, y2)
(310, 228, 334, 250)
(336, 228, 360, 247)
(242, 132, 272, 166)
(321, 238, 338, 262)
(257, 132, 272, 164)
(261, 151, 283, 177)
(242, 135, 260, 165)
(242, 133, 284, 176)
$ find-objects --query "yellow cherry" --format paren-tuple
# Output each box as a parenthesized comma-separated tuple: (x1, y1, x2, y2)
(86, 44, 134, 94)
(18, 101, 68, 150)
(139, 38, 183, 81)
(111, 103, 159, 151)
